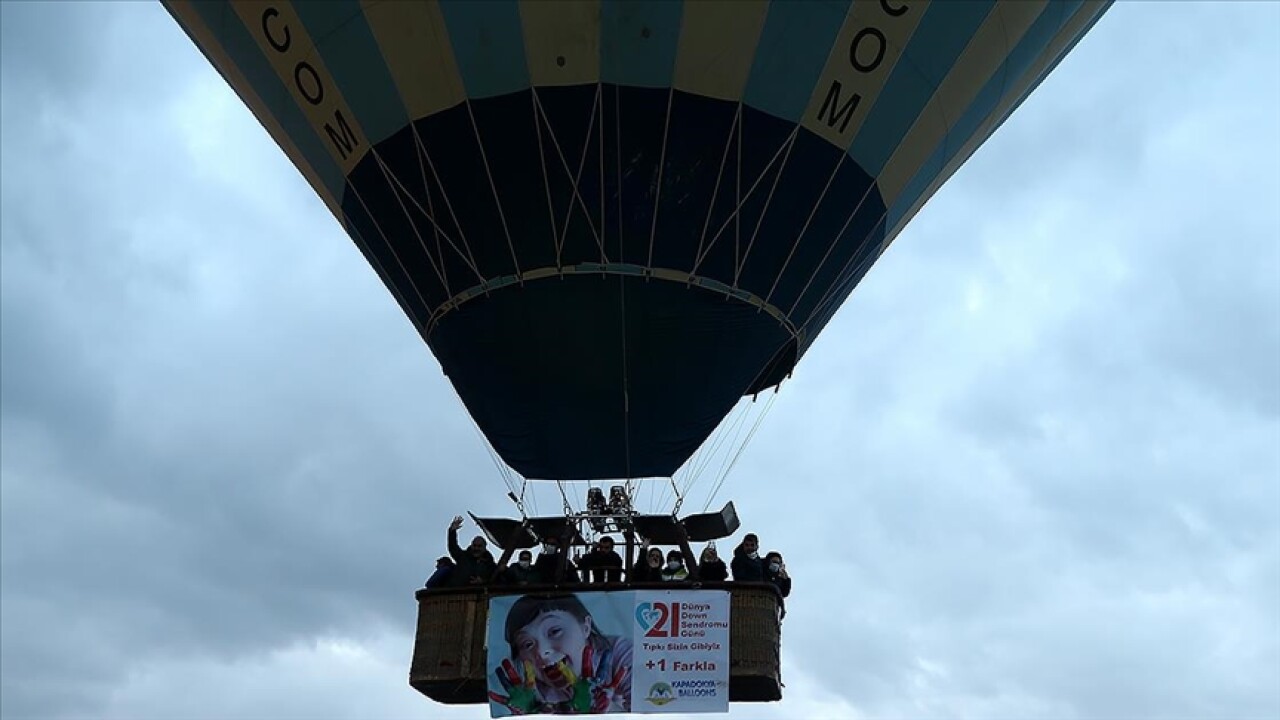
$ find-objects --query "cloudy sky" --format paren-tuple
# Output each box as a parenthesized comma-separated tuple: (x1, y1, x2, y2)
(2, 2, 1277, 719)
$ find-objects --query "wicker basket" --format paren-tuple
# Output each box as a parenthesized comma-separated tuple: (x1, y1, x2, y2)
(409, 582, 782, 704)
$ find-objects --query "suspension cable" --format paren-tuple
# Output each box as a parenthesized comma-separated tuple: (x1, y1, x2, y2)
(557, 479, 574, 517)
(703, 389, 778, 511)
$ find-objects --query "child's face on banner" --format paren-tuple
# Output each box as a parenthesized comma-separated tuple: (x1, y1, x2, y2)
(513, 610, 592, 686)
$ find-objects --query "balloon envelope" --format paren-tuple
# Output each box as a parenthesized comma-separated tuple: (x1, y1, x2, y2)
(163, 0, 1111, 480)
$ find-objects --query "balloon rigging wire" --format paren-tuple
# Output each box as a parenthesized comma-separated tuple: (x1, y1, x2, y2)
(373, 139, 483, 284)
(343, 172, 434, 313)
(646, 87, 676, 270)
(783, 179, 882, 320)
(704, 390, 778, 512)
(799, 211, 891, 335)
(734, 128, 800, 288)
(462, 407, 523, 514)
(342, 219, 428, 343)
(410, 124, 485, 282)
(763, 152, 847, 307)
(690, 104, 742, 271)
(691, 124, 797, 276)
(657, 396, 747, 511)
(462, 99, 522, 283)
(533, 88, 607, 262)
(370, 152, 450, 291)
(530, 89, 561, 265)
(412, 129, 453, 299)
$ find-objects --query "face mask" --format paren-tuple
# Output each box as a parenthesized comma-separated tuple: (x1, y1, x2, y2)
(666, 561, 681, 570)
(748, 551, 759, 560)
(543, 543, 556, 553)
(518, 560, 531, 569)
(768, 562, 781, 573)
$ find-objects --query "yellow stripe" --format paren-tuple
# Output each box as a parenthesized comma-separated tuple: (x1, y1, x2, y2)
(877, 0, 1046, 205)
(800, 0, 929, 149)
(167, 0, 343, 222)
(884, 0, 1109, 242)
(228, 0, 370, 174)
(672, 0, 770, 101)
(519, 0, 601, 87)
(360, 0, 467, 120)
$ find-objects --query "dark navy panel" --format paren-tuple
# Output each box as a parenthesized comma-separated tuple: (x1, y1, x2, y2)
(342, 130, 448, 319)
(734, 130, 846, 301)
(724, 106, 801, 285)
(749, 133, 876, 315)
(429, 275, 793, 480)
(415, 93, 525, 281)
(610, 86, 670, 265)
(787, 181, 887, 331)
(531, 85, 608, 266)
(339, 84, 889, 478)
(800, 213, 889, 344)
(650, 92, 742, 272)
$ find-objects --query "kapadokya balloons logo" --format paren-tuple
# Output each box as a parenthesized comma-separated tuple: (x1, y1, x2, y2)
(645, 682, 675, 707)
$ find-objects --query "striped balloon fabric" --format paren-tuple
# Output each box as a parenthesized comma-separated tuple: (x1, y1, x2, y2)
(163, 0, 1111, 481)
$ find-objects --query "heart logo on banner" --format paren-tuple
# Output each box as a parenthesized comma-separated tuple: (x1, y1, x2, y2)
(635, 602, 660, 631)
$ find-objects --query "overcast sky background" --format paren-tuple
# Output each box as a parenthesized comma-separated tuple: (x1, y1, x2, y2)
(2, 1, 1277, 719)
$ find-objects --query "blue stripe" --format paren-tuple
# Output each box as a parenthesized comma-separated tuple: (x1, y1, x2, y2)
(742, 0, 850, 122)
(600, 0, 683, 88)
(293, 0, 409, 146)
(885, 0, 1081, 231)
(848, 0, 995, 176)
(438, 0, 530, 99)
(985, 1, 1112, 140)
(188, 2, 346, 198)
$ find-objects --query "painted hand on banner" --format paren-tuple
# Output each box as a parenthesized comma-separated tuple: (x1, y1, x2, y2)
(490, 658, 543, 715)
(559, 644, 630, 713)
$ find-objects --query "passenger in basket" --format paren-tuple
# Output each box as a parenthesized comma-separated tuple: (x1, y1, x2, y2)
(763, 551, 792, 619)
(577, 536, 625, 583)
(698, 543, 728, 582)
(447, 515, 497, 586)
(628, 542, 664, 582)
(424, 556, 454, 589)
(501, 550, 541, 586)
(731, 532, 765, 581)
(534, 535, 580, 584)
(660, 550, 689, 582)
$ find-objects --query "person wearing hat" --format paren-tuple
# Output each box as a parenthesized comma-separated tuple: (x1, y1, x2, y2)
(424, 556, 454, 589)
(660, 550, 689, 582)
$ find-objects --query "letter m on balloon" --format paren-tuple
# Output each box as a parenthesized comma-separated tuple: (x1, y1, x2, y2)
(325, 109, 360, 160)
(817, 80, 861, 135)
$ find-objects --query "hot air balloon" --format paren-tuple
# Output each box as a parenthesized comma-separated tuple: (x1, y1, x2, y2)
(160, 0, 1112, 711)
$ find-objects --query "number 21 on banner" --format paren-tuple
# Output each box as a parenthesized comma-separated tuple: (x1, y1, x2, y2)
(644, 602, 682, 638)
